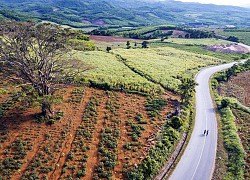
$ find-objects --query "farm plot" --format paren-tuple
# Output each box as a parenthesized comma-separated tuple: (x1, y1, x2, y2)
(0, 84, 176, 179)
(218, 70, 250, 107)
(218, 70, 250, 178)
(220, 31, 250, 46)
(232, 108, 250, 179)
(164, 38, 230, 46)
(74, 51, 163, 94)
(113, 47, 220, 91)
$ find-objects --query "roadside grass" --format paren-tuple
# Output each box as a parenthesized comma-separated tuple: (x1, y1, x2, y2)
(210, 82, 228, 180)
(217, 100, 245, 180)
(211, 67, 248, 179)
(165, 96, 196, 179)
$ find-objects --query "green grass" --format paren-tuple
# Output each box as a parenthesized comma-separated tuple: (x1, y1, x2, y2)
(220, 31, 250, 46)
(218, 102, 245, 180)
(163, 38, 230, 46)
(74, 51, 163, 94)
(149, 41, 244, 61)
(112, 47, 221, 91)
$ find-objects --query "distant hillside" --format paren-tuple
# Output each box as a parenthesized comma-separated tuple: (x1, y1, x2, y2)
(0, 0, 250, 28)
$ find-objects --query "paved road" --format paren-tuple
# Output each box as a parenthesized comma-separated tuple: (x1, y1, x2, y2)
(169, 62, 236, 180)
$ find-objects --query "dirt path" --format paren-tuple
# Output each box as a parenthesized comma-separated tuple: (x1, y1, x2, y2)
(52, 88, 93, 180)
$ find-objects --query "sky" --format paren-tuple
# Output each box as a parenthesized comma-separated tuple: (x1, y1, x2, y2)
(176, 0, 249, 7)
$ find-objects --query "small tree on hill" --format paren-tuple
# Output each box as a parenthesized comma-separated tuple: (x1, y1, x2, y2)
(106, 46, 112, 52)
(142, 41, 149, 48)
(126, 41, 131, 49)
(134, 42, 137, 48)
(0, 21, 89, 119)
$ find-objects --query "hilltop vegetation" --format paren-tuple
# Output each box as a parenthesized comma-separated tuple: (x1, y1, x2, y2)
(220, 29, 250, 46)
(0, 0, 250, 27)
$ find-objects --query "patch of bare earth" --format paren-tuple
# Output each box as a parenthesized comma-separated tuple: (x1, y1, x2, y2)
(218, 70, 250, 107)
(0, 87, 177, 179)
(206, 43, 250, 54)
(90, 35, 141, 43)
(217, 70, 250, 178)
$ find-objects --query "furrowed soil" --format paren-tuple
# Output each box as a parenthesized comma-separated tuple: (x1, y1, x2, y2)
(218, 70, 250, 178)
(0, 85, 177, 180)
(218, 71, 250, 107)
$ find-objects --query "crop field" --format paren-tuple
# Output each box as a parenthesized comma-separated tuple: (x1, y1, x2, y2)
(90, 35, 142, 51)
(74, 51, 163, 94)
(0, 80, 177, 179)
(163, 38, 230, 46)
(232, 107, 250, 179)
(74, 47, 222, 92)
(112, 47, 221, 91)
(218, 70, 250, 179)
(148, 40, 244, 61)
(218, 70, 250, 107)
(220, 31, 250, 46)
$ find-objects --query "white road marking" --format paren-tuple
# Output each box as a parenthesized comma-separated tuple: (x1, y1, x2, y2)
(191, 94, 208, 180)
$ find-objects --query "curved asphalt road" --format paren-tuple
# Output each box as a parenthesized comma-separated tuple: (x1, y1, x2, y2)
(169, 62, 236, 180)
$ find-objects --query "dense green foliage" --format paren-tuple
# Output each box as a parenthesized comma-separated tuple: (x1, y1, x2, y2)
(0, 0, 250, 27)
(91, 26, 215, 40)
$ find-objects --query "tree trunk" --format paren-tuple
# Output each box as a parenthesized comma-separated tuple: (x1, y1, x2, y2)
(41, 103, 54, 119)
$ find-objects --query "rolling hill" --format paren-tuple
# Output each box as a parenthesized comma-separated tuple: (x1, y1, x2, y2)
(0, 0, 250, 28)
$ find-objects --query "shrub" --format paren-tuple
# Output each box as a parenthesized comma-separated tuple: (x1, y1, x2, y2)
(67, 152, 74, 160)
(76, 170, 86, 178)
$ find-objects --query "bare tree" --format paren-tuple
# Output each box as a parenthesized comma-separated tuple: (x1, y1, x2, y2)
(0, 21, 89, 118)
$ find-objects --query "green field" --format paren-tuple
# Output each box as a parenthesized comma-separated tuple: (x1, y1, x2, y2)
(149, 41, 245, 61)
(73, 47, 223, 93)
(163, 38, 230, 46)
(113, 47, 221, 91)
(220, 31, 250, 46)
(74, 51, 163, 94)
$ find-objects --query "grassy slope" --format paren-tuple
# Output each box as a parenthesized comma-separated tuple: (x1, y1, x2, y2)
(149, 41, 244, 61)
(74, 51, 163, 94)
(113, 47, 220, 91)
(1, 0, 250, 27)
(163, 38, 230, 46)
(220, 31, 250, 46)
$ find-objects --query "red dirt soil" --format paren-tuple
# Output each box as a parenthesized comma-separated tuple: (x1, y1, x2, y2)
(218, 70, 250, 178)
(218, 70, 250, 107)
(0, 86, 177, 180)
(90, 35, 141, 43)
